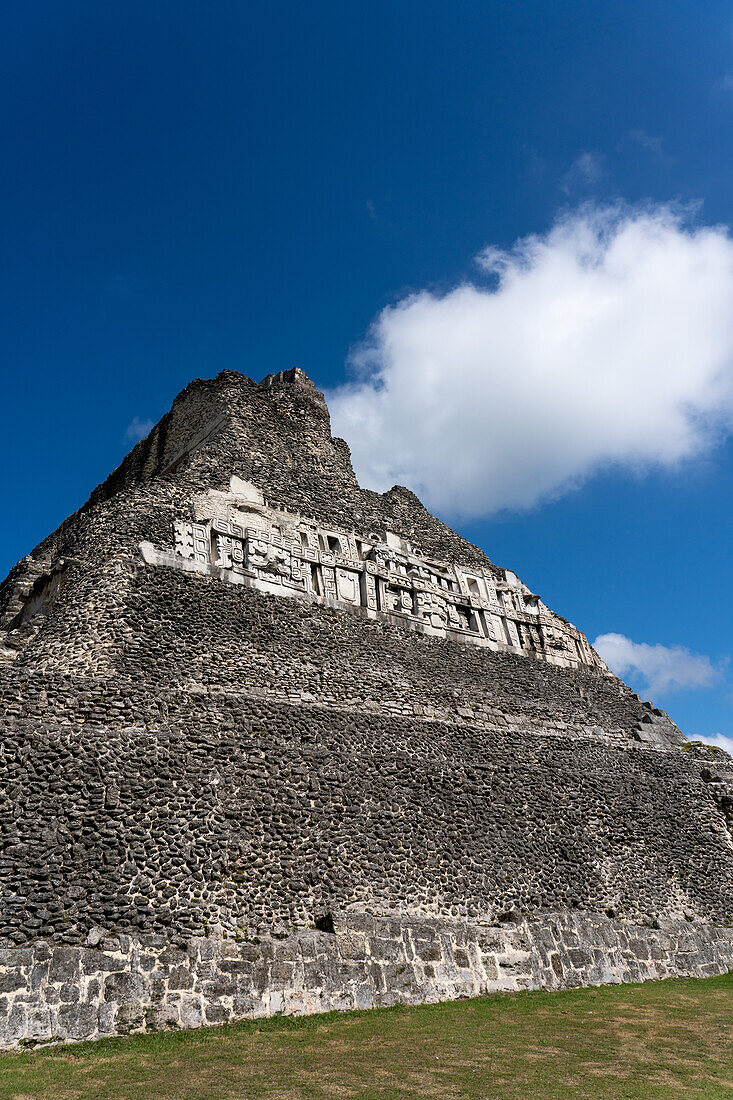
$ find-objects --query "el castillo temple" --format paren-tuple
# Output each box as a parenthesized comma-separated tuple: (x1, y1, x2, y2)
(0, 366, 732, 1048)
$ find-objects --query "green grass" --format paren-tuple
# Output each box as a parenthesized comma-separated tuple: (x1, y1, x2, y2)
(1, 975, 733, 1099)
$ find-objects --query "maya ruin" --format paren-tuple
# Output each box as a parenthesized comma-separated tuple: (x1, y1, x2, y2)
(0, 366, 732, 1048)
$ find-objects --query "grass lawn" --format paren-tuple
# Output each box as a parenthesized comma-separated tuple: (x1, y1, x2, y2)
(0, 974, 732, 1099)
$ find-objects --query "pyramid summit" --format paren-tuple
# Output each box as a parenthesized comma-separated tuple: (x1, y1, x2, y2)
(0, 367, 732, 1047)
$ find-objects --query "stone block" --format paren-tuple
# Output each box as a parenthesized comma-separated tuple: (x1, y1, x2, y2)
(83, 951, 123, 973)
(0, 950, 34, 968)
(417, 943, 442, 963)
(57, 1003, 99, 1041)
(566, 949, 592, 969)
(178, 995, 205, 1029)
(149, 1002, 181, 1030)
(336, 934, 367, 961)
(232, 993, 261, 1016)
(166, 965, 194, 991)
(103, 970, 149, 1005)
(204, 1002, 231, 1024)
(353, 983, 375, 1010)
(4, 1004, 27, 1042)
(115, 1003, 146, 1034)
(25, 1006, 52, 1041)
(48, 947, 81, 983)
(97, 1002, 117, 1034)
(0, 971, 27, 994)
(549, 953, 564, 978)
(369, 937, 402, 962)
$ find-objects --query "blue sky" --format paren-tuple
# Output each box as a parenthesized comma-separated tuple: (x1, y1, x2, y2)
(2, 2, 732, 744)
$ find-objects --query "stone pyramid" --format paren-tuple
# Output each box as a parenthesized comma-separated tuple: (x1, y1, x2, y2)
(0, 367, 731, 1047)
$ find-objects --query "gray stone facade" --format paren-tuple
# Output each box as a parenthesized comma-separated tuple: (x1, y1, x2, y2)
(0, 366, 731, 1048)
(2, 911, 733, 1049)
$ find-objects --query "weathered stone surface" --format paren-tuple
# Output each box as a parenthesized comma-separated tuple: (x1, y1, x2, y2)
(0, 912, 730, 1049)
(144, 475, 604, 674)
(0, 367, 730, 1048)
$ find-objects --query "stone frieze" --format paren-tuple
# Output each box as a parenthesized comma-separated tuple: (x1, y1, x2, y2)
(142, 476, 606, 673)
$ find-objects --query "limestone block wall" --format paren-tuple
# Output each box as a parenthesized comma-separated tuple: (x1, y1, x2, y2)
(1, 911, 732, 1050)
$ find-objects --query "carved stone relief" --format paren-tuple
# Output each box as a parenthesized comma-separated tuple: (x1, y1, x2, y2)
(143, 476, 607, 674)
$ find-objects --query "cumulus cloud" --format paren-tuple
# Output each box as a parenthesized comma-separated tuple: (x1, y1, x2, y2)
(594, 633, 724, 697)
(125, 416, 154, 443)
(328, 203, 733, 517)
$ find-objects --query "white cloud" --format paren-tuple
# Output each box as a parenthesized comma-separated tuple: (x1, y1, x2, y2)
(328, 203, 733, 517)
(594, 633, 724, 697)
(561, 151, 606, 193)
(125, 416, 154, 443)
(624, 129, 673, 166)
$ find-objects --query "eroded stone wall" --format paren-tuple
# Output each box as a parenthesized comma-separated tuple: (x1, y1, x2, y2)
(0, 654, 731, 949)
(1, 911, 732, 1050)
(2, 563, 675, 745)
